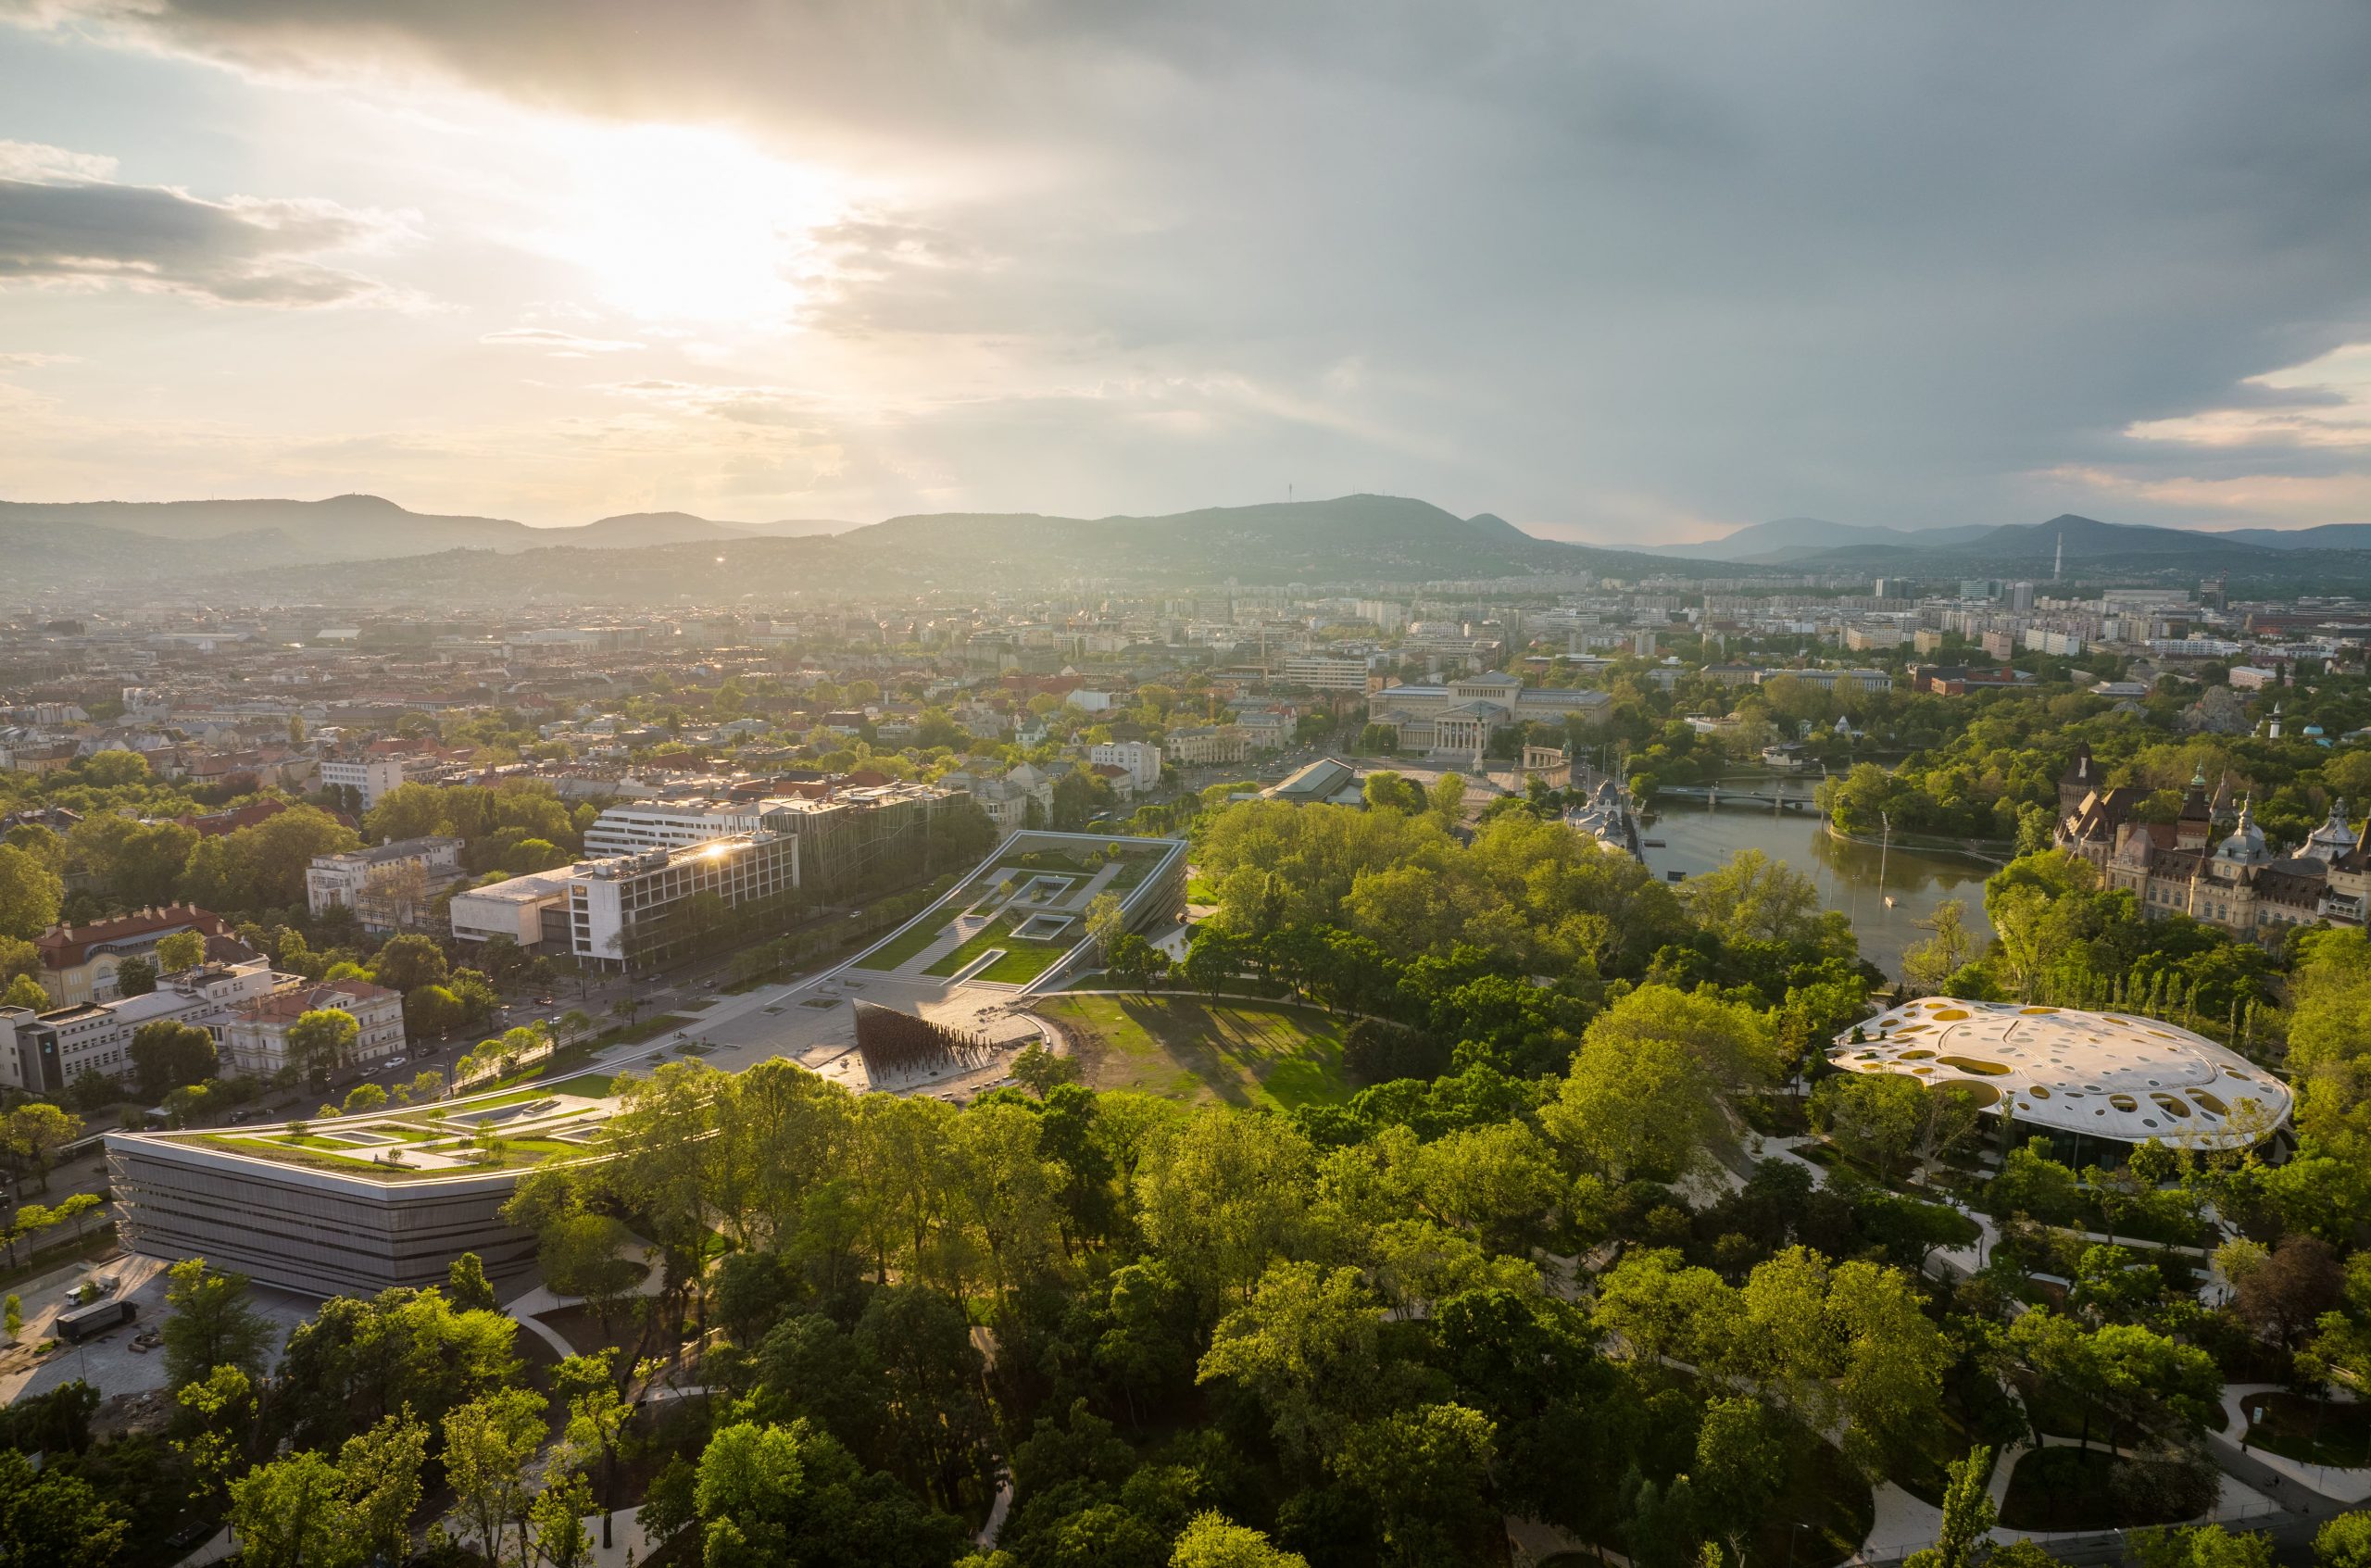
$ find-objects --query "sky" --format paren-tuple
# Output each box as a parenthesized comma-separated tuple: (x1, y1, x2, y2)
(2, 3, 2369, 545)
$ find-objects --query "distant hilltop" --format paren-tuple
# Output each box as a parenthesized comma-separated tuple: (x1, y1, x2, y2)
(0, 491, 1717, 596)
(1640, 511, 2371, 567)
(0, 490, 2365, 602)
(0, 494, 854, 562)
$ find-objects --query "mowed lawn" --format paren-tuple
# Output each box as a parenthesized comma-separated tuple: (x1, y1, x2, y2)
(852, 916, 954, 971)
(1032, 994, 1349, 1110)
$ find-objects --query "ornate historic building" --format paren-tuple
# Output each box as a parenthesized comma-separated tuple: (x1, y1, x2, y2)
(2055, 745, 2365, 944)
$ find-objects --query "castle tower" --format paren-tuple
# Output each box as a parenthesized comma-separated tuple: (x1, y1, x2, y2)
(2056, 745, 2096, 818)
(2175, 765, 2214, 851)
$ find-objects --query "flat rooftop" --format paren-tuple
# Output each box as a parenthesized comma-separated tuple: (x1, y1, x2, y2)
(1830, 997, 2290, 1149)
(146, 1073, 623, 1181)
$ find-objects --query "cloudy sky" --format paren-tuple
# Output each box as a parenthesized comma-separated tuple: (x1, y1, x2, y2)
(2, 2, 2369, 543)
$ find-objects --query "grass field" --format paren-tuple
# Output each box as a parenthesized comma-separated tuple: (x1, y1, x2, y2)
(1998, 1448, 2195, 1532)
(1031, 993, 1349, 1110)
(977, 943, 1070, 985)
(925, 912, 1025, 976)
(852, 917, 954, 971)
(2243, 1391, 2371, 1468)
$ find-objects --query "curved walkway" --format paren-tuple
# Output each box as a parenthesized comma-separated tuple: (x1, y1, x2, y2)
(2213, 1385, 2371, 1505)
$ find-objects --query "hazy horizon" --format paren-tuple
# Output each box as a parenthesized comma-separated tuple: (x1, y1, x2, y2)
(5, 4, 2371, 543)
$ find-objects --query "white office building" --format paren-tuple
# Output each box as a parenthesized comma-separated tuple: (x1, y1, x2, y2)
(1280, 655, 1371, 693)
(581, 798, 793, 857)
(1088, 740, 1164, 792)
(454, 833, 800, 973)
(320, 757, 411, 809)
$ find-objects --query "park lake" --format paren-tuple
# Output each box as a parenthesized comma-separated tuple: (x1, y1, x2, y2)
(1637, 781, 1998, 979)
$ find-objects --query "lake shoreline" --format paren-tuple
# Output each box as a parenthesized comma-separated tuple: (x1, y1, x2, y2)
(1819, 817, 2016, 869)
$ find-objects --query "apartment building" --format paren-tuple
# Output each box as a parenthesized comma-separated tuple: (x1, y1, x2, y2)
(320, 756, 410, 809)
(34, 905, 235, 1006)
(220, 979, 408, 1076)
(0, 958, 295, 1095)
(306, 836, 466, 931)
(1164, 726, 1251, 767)
(1234, 711, 1292, 751)
(1089, 739, 1164, 791)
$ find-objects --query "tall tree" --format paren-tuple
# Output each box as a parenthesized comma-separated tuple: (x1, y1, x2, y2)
(1168, 1512, 1311, 1568)
(226, 1450, 358, 1568)
(1197, 1261, 1383, 1468)
(1335, 1402, 1499, 1566)
(1905, 1448, 1997, 1568)
(3, 1103, 77, 1193)
(0, 1448, 127, 1568)
(0, 845, 63, 941)
(558, 1355, 635, 1550)
(1138, 1110, 1314, 1307)
(130, 1020, 218, 1101)
(160, 1257, 275, 1393)
(443, 1388, 546, 1567)
(172, 1363, 257, 1512)
(445, 1251, 498, 1312)
(153, 929, 207, 975)
(370, 934, 447, 994)
(341, 1413, 428, 1568)
(284, 1009, 359, 1082)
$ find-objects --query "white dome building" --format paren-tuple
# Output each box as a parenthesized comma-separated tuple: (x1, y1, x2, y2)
(1831, 997, 2289, 1156)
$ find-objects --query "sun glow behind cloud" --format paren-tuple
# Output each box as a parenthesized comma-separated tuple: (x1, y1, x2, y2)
(2124, 343, 2371, 451)
(508, 119, 847, 329)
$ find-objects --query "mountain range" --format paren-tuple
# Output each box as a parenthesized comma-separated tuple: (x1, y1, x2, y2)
(1657, 512, 2371, 566)
(0, 495, 849, 563)
(1636, 517, 1999, 563)
(2, 491, 2367, 603)
(0, 492, 1709, 600)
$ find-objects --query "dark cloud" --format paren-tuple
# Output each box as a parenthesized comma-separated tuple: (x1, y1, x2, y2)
(0, 157, 398, 306)
(16, 1, 2371, 527)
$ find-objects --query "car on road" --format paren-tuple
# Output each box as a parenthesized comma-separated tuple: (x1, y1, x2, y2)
(385, 1056, 407, 1071)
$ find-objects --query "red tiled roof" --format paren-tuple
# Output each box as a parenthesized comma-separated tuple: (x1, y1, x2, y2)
(36, 905, 231, 970)
(230, 978, 397, 1025)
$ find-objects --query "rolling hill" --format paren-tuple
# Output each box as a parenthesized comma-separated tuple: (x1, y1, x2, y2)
(0, 494, 854, 568)
(115, 494, 1745, 604)
(1638, 517, 1997, 562)
(2209, 523, 2371, 551)
(10, 489, 2367, 602)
